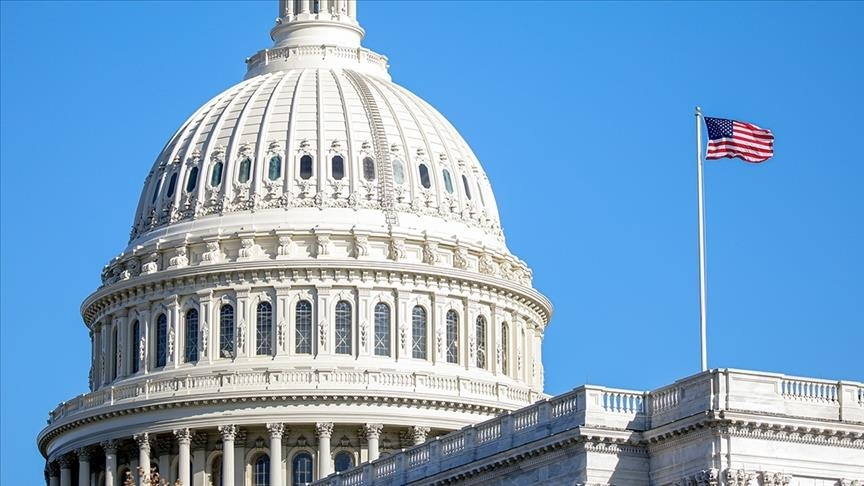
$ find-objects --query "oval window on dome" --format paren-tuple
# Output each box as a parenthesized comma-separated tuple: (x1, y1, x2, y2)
(151, 177, 163, 204)
(363, 157, 375, 181)
(166, 172, 178, 198)
(186, 166, 199, 193)
(462, 174, 472, 200)
(332, 155, 345, 180)
(442, 169, 454, 194)
(238, 157, 251, 183)
(268, 155, 282, 181)
(210, 161, 224, 187)
(300, 155, 313, 180)
(419, 164, 431, 189)
(392, 159, 405, 185)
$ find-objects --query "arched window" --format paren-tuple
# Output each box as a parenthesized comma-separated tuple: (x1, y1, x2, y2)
(156, 314, 168, 368)
(151, 177, 162, 203)
(442, 169, 454, 193)
(418, 164, 431, 188)
(392, 159, 405, 185)
(186, 166, 199, 193)
(334, 451, 354, 473)
(238, 157, 252, 183)
(334, 300, 352, 355)
(331, 155, 345, 180)
(166, 172, 178, 198)
(501, 322, 509, 374)
(374, 303, 390, 357)
(362, 157, 376, 181)
(292, 452, 313, 486)
(446, 310, 458, 364)
(211, 455, 224, 486)
(462, 174, 472, 199)
(300, 155, 313, 179)
(268, 155, 282, 180)
(219, 304, 235, 358)
(211, 161, 224, 187)
(295, 300, 312, 354)
(253, 454, 270, 486)
(185, 308, 199, 363)
(475, 316, 487, 369)
(411, 306, 427, 359)
(256, 302, 273, 356)
(131, 320, 140, 373)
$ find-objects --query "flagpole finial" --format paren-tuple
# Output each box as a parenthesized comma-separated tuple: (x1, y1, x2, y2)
(695, 106, 702, 116)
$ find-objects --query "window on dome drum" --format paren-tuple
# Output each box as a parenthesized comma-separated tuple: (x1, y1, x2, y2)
(419, 164, 431, 188)
(211, 456, 224, 486)
(238, 157, 252, 184)
(166, 172, 178, 198)
(292, 452, 313, 486)
(256, 302, 273, 356)
(156, 314, 168, 368)
(462, 174, 472, 200)
(185, 308, 199, 363)
(412, 306, 427, 359)
(186, 166, 199, 193)
(501, 322, 509, 375)
(268, 155, 282, 180)
(253, 454, 270, 486)
(334, 451, 354, 473)
(392, 159, 406, 185)
(374, 303, 391, 357)
(300, 155, 313, 180)
(131, 320, 140, 373)
(211, 161, 224, 187)
(442, 168, 454, 194)
(446, 310, 459, 364)
(295, 300, 312, 354)
(111, 326, 119, 380)
(312, 0, 321, 14)
(476, 316, 487, 369)
(332, 155, 345, 180)
(363, 157, 376, 181)
(335, 300, 352, 355)
(151, 178, 162, 203)
(220, 304, 235, 358)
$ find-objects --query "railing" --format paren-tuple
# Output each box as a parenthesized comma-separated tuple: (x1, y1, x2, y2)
(47, 368, 537, 424)
(311, 369, 864, 486)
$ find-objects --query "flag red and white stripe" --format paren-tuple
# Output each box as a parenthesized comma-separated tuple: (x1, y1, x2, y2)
(704, 117, 774, 163)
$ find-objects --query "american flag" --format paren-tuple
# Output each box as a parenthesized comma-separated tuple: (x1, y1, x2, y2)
(704, 117, 774, 163)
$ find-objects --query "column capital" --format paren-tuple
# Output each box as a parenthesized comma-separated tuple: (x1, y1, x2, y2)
(266, 423, 285, 438)
(75, 447, 92, 461)
(100, 439, 120, 454)
(192, 432, 209, 450)
(218, 424, 237, 441)
(409, 425, 430, 445)
(362, 423, 383, 439)
(58, 454, 76, 469)
(174, 428, 193, 445)
(315, 422, 334, 438)
(47, 461, 60, 476)
(134, 432, 151, 451)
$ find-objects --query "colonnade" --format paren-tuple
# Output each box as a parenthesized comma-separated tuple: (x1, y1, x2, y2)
(45, 423, 429, 486)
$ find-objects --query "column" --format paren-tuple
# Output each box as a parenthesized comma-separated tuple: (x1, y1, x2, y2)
(78, 448, 91, 486)
(175, 428, 192, 486)
(59, 455, 74, 486)
(218, 425, 236, 486)
(169, 296, 180, 367)
(266, 424, 285, 486)
(364, 424, 383, 461)
(48, 462, 60, 486)
(134, 433, 151, 485)
(409, 426, 429, 446)
(315, 422, 333, 478)
(233, 429, 247, 486)
(101, 440, 118, 486)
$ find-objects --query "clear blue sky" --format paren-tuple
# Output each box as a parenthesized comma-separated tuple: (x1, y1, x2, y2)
(2, 1, 862, 483)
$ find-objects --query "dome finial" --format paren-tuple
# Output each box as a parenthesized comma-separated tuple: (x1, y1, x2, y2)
(272, 0, 363, 49)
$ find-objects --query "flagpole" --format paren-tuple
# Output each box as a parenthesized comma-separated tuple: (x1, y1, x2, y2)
(695, 106, 708, 372)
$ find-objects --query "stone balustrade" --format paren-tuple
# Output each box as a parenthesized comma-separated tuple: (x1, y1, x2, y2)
(311, 369, 864, 486)
(47, 368, 539, 425)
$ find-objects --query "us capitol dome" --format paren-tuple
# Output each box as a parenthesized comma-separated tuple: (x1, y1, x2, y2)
(38, 1, 552, 485)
